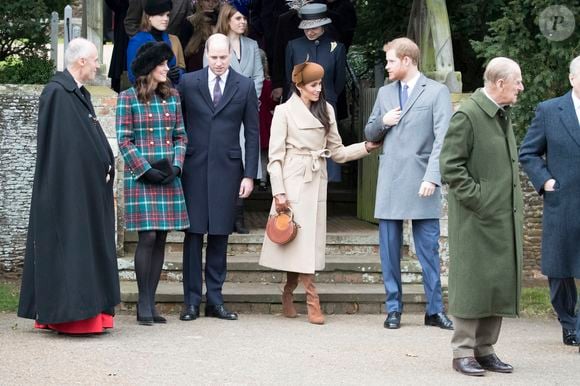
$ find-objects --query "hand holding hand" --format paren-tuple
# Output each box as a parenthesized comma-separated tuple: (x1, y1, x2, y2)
(274, 194, 289, 213)
(543, 178, 557, 192)
(365, 141, 382, 152)
(161, 166, 181, 185)
(418, 181, 436, 197)
(382, 107, 402, 127)
(143, 168, 168, 184)
(239, 177, 254, 198)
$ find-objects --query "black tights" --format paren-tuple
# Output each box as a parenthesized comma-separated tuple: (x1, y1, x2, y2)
(134, 230, 168, 317)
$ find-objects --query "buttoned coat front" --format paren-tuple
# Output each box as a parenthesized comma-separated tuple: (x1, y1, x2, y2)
(116, 87, 189, 231)
(178, 67, 259, 235)
(440, 89, 523, 318)
(259, 94, 368, 273)
(364, 75, 452, 219)
(519, 91, 580, 279)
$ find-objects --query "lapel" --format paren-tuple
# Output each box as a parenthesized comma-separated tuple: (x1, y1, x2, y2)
(558, 91, 580, 147)
(288, 93, 324, 129)
(400, 74, 426, 119)
(197, 67, 214, 110)
(214, 69, 239, 115)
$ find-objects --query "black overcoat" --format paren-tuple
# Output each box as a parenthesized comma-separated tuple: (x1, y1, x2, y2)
(178, 68, 259, 235)
(18, 70, 120, 324)
(519, 91, 580, 279)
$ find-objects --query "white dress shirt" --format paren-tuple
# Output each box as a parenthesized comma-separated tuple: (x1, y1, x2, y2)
(402, 72, 421, 97)
(208, 68, 229, 101)
(572, 90, 580, 126)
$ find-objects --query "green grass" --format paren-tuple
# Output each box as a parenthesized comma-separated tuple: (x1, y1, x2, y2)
(520, 287, 554, 319)
(0, 281, 19, 313)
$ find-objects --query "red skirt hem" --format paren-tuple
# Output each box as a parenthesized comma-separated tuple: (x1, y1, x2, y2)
(35, 313, 114, 334)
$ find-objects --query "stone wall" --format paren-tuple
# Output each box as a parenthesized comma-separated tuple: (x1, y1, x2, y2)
(0, 84, 119, 277)
(0, 86, 546, 280)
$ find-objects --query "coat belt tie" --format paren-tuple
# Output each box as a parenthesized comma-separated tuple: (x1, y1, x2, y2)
(286, 148, 331, 182)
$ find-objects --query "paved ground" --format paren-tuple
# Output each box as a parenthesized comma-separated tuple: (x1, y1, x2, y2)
(0, 312, 577, 385)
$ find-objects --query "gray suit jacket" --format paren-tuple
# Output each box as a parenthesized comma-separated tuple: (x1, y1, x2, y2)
(364, 74, 452, 219)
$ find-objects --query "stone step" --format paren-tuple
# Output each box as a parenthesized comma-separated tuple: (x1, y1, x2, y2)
(122, 231, 387, 257)
(117, 254, 424, 285)
(119, 281, 443, 314)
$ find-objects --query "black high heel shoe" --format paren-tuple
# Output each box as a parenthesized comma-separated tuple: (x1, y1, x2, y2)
(136, 305, 153, 326)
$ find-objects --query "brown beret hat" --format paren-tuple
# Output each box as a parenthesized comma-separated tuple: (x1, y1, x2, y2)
(292, 61, 324, 85)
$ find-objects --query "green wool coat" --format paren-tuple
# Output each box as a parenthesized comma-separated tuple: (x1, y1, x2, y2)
(440, 89, 523, 319)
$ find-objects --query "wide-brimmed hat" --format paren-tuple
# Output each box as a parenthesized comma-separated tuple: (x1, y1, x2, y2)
(144, 0, 173, 16)
(229, 0, 250, 17)
(131, 42, 174, 78)
(298, 3, 332, 29)
(292, 61, 324, 85)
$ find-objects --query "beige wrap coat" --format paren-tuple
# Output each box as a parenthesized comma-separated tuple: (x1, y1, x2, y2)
(259, 93, 369, 273)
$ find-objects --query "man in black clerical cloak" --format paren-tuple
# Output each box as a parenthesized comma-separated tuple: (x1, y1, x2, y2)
(18, 38, 120, 333)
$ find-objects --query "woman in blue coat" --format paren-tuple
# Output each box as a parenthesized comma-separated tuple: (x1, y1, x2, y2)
(117, 42, 189, 325)
(126, 0, 185, 85)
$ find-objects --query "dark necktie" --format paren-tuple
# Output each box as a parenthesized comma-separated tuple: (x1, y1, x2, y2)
(400, 83, 409, 108)
(213, 75, 222, 106)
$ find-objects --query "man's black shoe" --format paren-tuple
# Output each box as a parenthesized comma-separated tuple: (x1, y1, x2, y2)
(205, 304, 238, 320)
(425, 312, 454, 330)
(384, 311, 401, 329)
(179, 305, 200, 321)
(452, 357, 485, 376)
(562, 329, 579, 346)
(475, 353, 513, 373)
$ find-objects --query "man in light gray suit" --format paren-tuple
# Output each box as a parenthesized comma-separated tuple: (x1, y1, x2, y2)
(365, 37, 453, 330)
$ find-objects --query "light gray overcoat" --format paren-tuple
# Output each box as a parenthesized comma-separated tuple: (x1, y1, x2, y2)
(364, 74, 452, 219)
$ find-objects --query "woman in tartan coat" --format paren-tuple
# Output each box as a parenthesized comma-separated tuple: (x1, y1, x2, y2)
(116, 42, 189, 325)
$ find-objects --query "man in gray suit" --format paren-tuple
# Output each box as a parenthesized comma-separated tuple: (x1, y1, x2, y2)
(365, 37, 453, 330)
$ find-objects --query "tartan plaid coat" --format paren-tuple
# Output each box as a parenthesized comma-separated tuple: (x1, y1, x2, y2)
(116, 87, 190, 231)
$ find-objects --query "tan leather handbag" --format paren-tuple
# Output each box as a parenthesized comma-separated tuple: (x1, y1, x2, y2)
(266, 208, 300, 245)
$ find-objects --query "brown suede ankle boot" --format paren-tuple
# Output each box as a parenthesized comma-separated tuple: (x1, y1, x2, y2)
(300, 274, 324, 325)
(282, 272, 299, 318)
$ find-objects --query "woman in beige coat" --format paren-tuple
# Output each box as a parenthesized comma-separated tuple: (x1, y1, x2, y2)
(259, 62, 380, 324)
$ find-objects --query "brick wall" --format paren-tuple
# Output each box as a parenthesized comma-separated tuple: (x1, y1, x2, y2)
(0, 84, 120, 277)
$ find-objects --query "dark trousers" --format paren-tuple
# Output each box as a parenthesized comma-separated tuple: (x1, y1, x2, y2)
(182, 233, 229, 306)
(379, 219, 443, 315)
(548, 277, 578, 334)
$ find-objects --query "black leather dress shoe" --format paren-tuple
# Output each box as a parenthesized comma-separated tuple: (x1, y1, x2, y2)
(179, 305, 200, 321)
(205, 304, 238, 320)
(452, 357, 485, 376)
(425, 312, 454, 330)
(475, 353, 513, 373)
(562, 329, 579, 346)
(384, 311, 401, 329)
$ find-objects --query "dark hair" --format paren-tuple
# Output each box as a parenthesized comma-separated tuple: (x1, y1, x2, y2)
(135, 72, 174, 104)
(290, 83, 331, 134)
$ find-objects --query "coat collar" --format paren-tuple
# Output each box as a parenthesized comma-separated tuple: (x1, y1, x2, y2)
(399, 73, 427, 118)
(51, 69, 94, 114)
(471, 88, 503, 118)
(197, 67, 240, 114)
(558, 90, 580, 147)
(287, 93, 334, 129)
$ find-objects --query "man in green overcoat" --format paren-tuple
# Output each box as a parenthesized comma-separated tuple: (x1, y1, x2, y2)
(440, 57, 524, 377)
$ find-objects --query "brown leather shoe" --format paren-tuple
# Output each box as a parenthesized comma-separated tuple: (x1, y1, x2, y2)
(476, 353, 513, 373)
(452, 357, 485, 376)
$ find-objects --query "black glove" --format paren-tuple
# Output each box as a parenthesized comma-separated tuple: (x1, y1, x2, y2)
(142, 168, 168, 184)
(161, 166, 181, 185)
(167, 66, 181, 84)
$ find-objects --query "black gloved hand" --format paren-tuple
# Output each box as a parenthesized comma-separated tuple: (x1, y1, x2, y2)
(142, 168, 168, 184)
(161, 166, 181, 185)
(167, 66, 181, 84)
